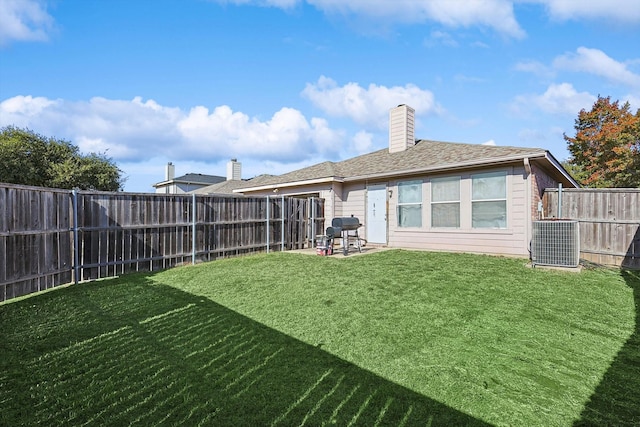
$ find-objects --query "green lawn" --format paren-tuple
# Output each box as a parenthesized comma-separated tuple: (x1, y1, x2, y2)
(1, 250, 638, 426)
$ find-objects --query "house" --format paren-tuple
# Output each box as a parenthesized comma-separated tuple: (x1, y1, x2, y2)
(190, 160, 276, 195)
(206, 105, 579, 258)
(153, 161, 230, 194)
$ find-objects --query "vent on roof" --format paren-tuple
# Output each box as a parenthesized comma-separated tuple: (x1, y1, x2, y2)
(531, 220, 580, 267)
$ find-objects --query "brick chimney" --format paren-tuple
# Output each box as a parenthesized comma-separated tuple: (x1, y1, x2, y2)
(389, 104, 415, 153)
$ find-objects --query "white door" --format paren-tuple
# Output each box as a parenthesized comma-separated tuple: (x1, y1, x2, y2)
(367, 185, 387, 244)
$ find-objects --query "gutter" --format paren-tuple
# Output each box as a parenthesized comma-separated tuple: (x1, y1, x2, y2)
(544, 151, 580, 188)
(235, 151, 567, 193)
(343, 153, 548, 182)
(233, 176, 344, 193)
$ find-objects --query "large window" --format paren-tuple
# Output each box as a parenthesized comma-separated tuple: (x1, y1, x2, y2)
(431, 177, 460, 228)
(398, 180, 422, 227)
(472, 172, 507, 228)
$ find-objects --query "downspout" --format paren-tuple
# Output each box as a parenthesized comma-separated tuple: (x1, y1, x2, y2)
(523, 158, 532, 257)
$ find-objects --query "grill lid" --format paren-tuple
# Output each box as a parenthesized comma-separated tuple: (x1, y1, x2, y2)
(332, 217, 361, 231)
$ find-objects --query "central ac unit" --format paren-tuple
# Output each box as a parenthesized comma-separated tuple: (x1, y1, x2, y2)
(531, 220, 580, 267)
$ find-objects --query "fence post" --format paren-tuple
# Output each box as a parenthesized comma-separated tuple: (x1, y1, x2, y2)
(310, 197, 315, 248)
(558, 183, 563, 218)
(192, 193, 196, 265)
(266, 196, 270, 253)
(281, 195, 285, 252)
(72, 189, 80, 284)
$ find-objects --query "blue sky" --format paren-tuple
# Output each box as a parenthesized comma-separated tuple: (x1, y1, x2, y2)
(1, 0, 639, 192)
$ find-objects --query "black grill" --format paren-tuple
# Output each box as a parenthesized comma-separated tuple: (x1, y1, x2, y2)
(324, 216, 362, 256)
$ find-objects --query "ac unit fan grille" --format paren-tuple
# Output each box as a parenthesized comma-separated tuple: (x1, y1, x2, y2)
(531, 220, 580, 267)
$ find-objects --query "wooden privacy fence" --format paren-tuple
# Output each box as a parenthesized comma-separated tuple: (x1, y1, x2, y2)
(1, 183, 324, 302)
(543, 188, 640, 269)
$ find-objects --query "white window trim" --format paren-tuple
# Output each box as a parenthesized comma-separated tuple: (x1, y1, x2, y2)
(397, 179, 423, 228)
(471, 171, 508, 229)
(430, 176, 461, 229)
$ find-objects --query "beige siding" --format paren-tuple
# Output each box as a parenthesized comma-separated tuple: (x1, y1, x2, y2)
(239, 163, 537, 257)
(386, 167, 531, 257)
(341, 183, 366, 221)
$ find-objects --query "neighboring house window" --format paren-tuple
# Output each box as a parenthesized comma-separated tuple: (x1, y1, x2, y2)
(472, 171, 507, 228)
(398, 180, 422, 227)
(431, 177, 460, 228)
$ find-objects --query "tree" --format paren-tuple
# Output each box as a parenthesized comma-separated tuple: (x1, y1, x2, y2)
(564, 96, 640, 188)
(0, 126, 125, 191)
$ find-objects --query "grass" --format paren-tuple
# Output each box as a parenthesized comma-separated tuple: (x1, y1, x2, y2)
(1, 250, 638, 426)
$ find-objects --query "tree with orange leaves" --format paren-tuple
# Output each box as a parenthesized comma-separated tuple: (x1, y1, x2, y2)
(564, 96, 640, 188)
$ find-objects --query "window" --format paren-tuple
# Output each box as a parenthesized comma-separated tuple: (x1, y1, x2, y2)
(397, 180, 422, 227)
(431, 177, 460, 228)
(472, 172, 507, 228)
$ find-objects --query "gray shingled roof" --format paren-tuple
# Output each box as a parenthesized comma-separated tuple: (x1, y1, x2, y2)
(173, 173, 225, 185)
(193, 174, 275, 194)
(237, 140, 547, 189)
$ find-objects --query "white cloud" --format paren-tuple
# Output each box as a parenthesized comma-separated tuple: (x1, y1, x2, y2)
(528, 0, 640, 24)
(518, 128, 547, 142)
(425, 30, 458, 47)
(624, 93, 640, 111)
(510, 82, 596, 116)
(553, 47, 640, 89)
(302, 76, 441, 128)
(177, 105, 342, 160)
(482, 139, 496, 146)
(215, 0, 525, 37)
(0, 95, 344, 163)
(0, 0, 55, 46)
(0, 95, 57, 118)
(215, 0, 298, 7)
(352, 130, 374, 154)
(514, 60, 555, 78)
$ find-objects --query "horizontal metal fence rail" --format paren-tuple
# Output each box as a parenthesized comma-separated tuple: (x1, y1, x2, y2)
(0, 184, 73, 301)
(0, 183, 324, 302)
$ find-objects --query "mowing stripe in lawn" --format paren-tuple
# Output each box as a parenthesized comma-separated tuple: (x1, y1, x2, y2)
(1, 250, 637, 426)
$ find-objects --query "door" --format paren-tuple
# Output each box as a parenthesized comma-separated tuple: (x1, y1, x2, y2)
(367, 184, 387, 244)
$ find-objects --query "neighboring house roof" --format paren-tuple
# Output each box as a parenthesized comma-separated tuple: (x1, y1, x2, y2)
(153, 173, 225, 188)
(193, 174, 276, 195)
(236, 139, 577, 192)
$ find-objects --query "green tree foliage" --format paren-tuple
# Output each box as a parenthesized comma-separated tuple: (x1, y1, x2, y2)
(560, 161, 589, 185)
(0, 126, 125, 191)
(564, 96, 640, 188)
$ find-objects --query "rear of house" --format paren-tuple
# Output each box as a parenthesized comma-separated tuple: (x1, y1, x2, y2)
(205, 105, 578, 258)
